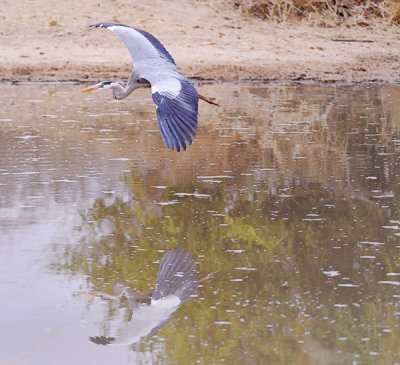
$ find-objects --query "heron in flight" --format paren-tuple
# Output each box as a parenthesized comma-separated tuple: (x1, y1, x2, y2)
(88, 249, 198, 346)
(80, 23, 218, 152)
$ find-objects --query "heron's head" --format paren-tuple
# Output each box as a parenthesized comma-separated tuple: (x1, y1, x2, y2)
(80, 81, 115, 92)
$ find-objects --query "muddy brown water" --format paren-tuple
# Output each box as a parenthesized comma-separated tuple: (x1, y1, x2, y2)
(0, 83, 400, 364)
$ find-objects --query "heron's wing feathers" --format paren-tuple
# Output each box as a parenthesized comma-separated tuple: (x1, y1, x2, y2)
(142, 75, 198, 152)
(133, 28, 176, 65)
(91, 23, 175, 65)
(152, 249, 198, 302)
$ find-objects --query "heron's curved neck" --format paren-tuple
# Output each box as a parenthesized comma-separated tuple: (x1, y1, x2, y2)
(112, 82, 139, 100)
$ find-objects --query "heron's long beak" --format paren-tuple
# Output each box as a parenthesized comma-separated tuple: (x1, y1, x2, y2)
(80, 85, 99, 92)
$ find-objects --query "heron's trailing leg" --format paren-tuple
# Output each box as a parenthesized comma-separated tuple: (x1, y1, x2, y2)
(199, 270, 219, 283)
(199, 94, 220, 106)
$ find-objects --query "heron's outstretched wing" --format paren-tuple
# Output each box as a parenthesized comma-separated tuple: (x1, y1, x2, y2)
(141, 75, 198, 152)
(90, 23, 175, 65)
(152, 249, 198, 302)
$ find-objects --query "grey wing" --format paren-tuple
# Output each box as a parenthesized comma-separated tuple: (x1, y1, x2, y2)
(152, 249, 198, 302)
(142, 73, 199, 152)
(90, 23, 176, 65)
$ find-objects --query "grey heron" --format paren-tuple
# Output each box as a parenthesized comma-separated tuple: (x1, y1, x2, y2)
(89, 249, 198, 346)
(80, 23, 218, 152)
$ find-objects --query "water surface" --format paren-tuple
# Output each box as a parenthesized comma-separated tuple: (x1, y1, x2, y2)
(1, 82, 400, 364)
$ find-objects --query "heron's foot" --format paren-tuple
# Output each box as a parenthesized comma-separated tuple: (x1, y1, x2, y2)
(199, 94, 220, 106)
(199, 270, 219, 283)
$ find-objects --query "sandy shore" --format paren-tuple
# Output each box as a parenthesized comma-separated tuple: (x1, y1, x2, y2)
(1, 0, 399, 83)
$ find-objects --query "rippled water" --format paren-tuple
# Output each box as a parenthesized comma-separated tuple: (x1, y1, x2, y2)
(1, 83, 400, 364)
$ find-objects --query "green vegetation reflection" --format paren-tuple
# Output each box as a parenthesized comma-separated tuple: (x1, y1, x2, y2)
(55, 84, 400, 365)
(60, 170, 400, 364)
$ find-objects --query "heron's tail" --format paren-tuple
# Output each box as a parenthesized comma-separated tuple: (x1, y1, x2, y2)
(152, 249, 197, 302)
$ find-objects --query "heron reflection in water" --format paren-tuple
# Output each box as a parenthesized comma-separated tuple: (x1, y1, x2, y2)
(88, 249, 213, 346)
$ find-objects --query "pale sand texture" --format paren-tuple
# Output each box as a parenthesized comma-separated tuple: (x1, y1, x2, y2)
(1, 0, 399, 83)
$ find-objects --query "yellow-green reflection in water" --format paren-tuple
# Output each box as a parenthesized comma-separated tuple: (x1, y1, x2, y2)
(1, 83, 400, 365)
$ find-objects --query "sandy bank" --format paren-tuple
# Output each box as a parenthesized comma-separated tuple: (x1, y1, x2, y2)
(1, 0, 399, 83)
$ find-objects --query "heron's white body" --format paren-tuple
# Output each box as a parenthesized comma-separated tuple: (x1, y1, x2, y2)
(150, 77, 181, 98)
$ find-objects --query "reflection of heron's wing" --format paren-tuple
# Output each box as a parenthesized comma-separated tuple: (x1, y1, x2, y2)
(152, 249, 198, 302)
(88, 290, 177, 346)
(107, 298, 181, 345)
(89, 249, 198, 346)
(89, 336, 115, 345)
